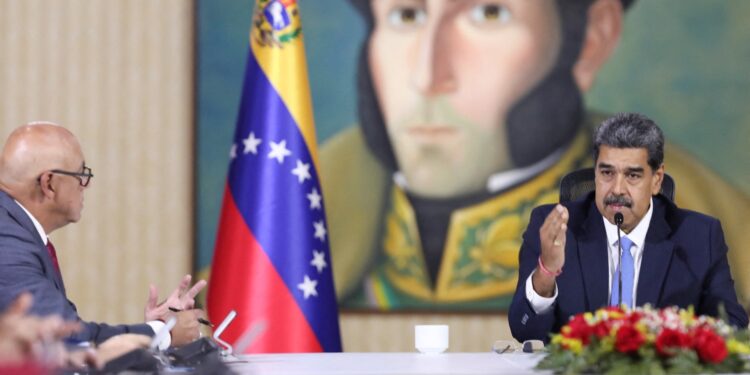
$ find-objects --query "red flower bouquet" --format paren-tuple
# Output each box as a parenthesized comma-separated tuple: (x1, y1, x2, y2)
(536, 306, 750, 374)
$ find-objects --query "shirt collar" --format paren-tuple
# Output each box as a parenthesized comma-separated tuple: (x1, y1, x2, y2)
(14, 200, 49, 245)
(602, 197, 653, 249)
(393, 146, 565, 193)
(485, 147, 564, 193)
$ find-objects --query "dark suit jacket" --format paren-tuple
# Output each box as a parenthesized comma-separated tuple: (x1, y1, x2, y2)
(509, 193, 749, 342)
(0, 190, 153, 344)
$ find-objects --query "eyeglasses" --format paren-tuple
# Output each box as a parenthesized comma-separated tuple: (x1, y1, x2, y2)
(47, 166, 94, 187)
(492, 339, 545, 354)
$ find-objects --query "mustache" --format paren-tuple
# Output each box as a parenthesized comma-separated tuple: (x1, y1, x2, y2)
(604, 195, 632, 207)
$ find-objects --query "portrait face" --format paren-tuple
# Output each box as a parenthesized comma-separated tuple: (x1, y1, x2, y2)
(594, 146, 664, 232)
(368, 0, 562, 197)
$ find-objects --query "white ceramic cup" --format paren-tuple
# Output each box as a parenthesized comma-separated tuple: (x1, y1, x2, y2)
(414, 324, 449, 354)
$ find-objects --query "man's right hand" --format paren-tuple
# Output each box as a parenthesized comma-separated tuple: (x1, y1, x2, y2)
(170, 309, 206, 347)
(532, 204, 569, 297)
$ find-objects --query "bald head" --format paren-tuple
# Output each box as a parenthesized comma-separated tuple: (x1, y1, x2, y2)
(0, 122, 83, 199)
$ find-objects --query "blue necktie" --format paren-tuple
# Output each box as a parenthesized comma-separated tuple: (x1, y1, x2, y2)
(610, 236, 635, 308)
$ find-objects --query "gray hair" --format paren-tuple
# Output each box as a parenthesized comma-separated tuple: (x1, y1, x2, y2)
(593, 113, 664, 171)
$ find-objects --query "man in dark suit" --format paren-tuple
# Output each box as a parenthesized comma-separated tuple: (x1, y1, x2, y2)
(509, 112, 748, 343)
(0, 122, 206, 346)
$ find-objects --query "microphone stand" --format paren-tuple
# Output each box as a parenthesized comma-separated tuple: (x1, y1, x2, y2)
(614, 213, 624, 307)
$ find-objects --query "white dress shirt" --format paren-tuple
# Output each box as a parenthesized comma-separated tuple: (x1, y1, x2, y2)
(525, 198, 654, 314)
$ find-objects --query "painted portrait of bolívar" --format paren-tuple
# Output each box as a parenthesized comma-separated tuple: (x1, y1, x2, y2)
(196, 0, 750, 312)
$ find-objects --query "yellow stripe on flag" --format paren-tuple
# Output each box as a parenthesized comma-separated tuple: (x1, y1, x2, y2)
(249, 1, 321, 172)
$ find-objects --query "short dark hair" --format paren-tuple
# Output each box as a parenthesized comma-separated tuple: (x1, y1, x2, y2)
(593, 112, 664, 171)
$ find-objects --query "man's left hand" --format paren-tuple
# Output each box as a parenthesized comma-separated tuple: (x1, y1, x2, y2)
(144, 274, 207, 322)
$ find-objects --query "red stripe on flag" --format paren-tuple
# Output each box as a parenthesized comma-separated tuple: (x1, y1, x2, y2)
(207, 185, 322, 353)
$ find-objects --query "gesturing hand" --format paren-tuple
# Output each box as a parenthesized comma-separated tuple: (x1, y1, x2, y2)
(531, 204, 569, 297)
(538, 204, 569, 273)
(144, 274, 207, 322)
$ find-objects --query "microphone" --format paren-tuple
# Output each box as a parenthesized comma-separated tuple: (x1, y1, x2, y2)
(233, 319, 268, 354)
(212, 310, 237, 356)
(210, 310, 267, 356)
(614, 213, 624, 307)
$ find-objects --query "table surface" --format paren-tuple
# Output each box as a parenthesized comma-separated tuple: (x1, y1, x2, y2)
(225, 352, 550, 374)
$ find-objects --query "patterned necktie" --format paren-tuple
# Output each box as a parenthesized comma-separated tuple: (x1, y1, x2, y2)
(46, 240, 61, 275)
(610, 236, 635, 308)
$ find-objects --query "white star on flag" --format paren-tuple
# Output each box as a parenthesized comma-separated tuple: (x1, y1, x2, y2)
(243, 132, 262, 155)
(313, 220, 327, 241)
(230, 144, 238, 159)
(291, 160, 311, 183)
(297, 275, 318, 299)
(310, 250, 327, 273)
(306, 188, 322, 210)
(268, 140, 292, 164)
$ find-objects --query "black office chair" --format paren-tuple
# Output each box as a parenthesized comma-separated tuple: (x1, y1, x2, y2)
(559, 167, 675, 203)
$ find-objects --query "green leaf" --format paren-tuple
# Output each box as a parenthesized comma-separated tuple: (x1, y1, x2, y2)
(666, 350, 703, 374)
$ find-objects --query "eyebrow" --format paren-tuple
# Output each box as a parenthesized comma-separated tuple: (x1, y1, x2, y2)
(596, 163, 644, 173)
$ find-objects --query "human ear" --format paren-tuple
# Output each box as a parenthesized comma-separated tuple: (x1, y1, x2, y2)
(651, 164, 665, 195)
(572, 0, 623, 92)
(39, 172, 56, 197)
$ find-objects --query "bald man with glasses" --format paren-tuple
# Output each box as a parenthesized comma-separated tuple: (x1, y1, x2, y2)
(0, 122, 206, 347)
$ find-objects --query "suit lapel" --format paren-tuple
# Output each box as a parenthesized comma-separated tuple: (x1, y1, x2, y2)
(0, 192, 67, 294)
(636, 197, 674, 306)
(577, 200, 610, 310)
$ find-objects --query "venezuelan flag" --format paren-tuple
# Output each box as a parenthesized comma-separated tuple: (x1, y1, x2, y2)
(207, 0, 341, 353)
